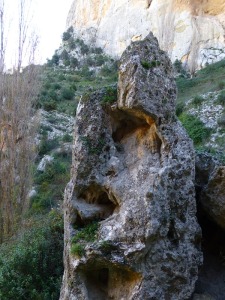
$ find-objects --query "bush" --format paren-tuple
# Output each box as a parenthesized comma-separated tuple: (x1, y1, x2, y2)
(216, 91, 225, 106)
(60, 50, 69, 61)
(217, 113, 225, 127)
(217, 81, 225, 90)
(62, 133, 73, 142)
(192, 95, 204, 107)
(141, 60, 160, 70)
(72, 222, 99, 244)
(60, 87, 74, 100)
(71, 243, 85, 257)
(179, 113, 211, 145)
(42, 101, 57, 111)
(101, 86, 117, 104)
(80, 44, 89, 55)
(62, 26, 73, 42)
(68, 38, 76, 50)
(100, 65, 113, 76)
(38, 138, 60, 156)
(0, 213, 64, 300)
(95, 54, 105, 66)
(62, 31, 72, 41)
(176, 102, 185, 116)
(51, 53, 60, 66)
(70, 57, 79, 68)
(173, 59, 183, 73)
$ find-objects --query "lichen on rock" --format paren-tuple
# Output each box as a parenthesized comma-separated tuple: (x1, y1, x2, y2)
(60, 33, 202, 300)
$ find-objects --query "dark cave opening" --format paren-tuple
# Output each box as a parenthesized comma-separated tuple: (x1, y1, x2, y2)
(195, 205, 225, 299)
(112, 116, 150, 142)
(74, 185, 118, 226)
(80, 264, 142, 300)
(84, 268, 109, 300)
(110, 109, 162, 154)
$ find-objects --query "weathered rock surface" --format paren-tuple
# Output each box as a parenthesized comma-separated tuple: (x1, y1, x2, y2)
(201, 167, 225, 229)
(66, 0, 225, 70)
(60, 33, 202, 300)
(195, 153, 225, 300)
(196, 153, 225, 230)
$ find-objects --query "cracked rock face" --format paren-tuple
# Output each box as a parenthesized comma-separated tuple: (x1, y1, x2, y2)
(60, 33, 202, 300)
(67, 0, 225, 69)
(196, 153, 225, 230)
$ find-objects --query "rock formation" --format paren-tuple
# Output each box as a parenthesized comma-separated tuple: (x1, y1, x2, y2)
(66, 0, 225, 71)
(60, 33, 202, 300)
(196, 153, 225, 230)
(195, 153, 225, 299)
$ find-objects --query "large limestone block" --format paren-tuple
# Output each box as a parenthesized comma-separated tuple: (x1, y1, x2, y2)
(60, 33, 202, 300)
(196, 153, 225, 230)
(66, 0, 225, 70)
(201, 166, 225, 229)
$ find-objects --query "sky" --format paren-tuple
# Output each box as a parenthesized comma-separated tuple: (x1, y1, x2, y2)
(33, 0, 74, 63)
(4, 0, 74, 67)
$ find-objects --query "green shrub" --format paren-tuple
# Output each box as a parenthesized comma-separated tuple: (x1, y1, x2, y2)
(80, 44, 89, 55)
(192, 95, 204, 107)
(176, 102, 185, 116)
(62, 26, 73, 42)
(68, 38, 76, 50)
(62, 133, 73, 142)
(33, 158, 70, 212)
(71, 243, 85, 257)
(173, 59, 183, 73)
(60, 87, 74, 100)
(72, 222, 99, 244)
(0, 213, 64, 300)
(60, 50, 69, 61)
(141, 60, 160, 70)
(216, 91, 225, 106)
(217, 113, 225, 127)
(217, 81, 225, 90)
(100, 65, 114, 76)
(179, 113, 211, 145)
(70, 57, 79, 68)
(92, 47, 103, 54)
(52, 82, 61, 90)
(42, 101, 57, 111)
(101, 86, 117, 104)
(95, 54, 105, 66)
(50, 53, 60, 66)
(38, 138, 60, 156)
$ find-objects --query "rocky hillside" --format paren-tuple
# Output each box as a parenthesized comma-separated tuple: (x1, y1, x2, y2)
(66, 0, 225, 72)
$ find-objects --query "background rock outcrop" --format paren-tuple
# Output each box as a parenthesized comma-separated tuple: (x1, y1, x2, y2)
(60, 33, 202, 300)
(66, 0, 225, 71)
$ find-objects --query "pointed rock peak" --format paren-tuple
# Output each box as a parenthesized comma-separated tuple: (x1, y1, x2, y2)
(118, 32, 177, 123)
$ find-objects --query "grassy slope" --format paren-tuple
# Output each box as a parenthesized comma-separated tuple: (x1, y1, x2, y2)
(176, 59, 225, 163)
(177, 59, 225, 103)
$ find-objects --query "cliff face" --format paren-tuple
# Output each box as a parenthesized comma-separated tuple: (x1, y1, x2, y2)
(66, 0, 225, 70)
(60, 33, 202, 300)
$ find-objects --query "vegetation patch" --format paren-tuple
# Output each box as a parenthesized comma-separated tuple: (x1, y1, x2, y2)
(192, 95, 204, 107)
(217, 113, 225, 127)
(71, 222, 99, 257)
(101, 86, 117, 105)
(216, 91, 225, 106)
(80, 136, 106, 155)
(141, 60, 160, 70)
(179, 113, 212, 145)
(176, 102, 185, 116)
(0, 211, 64, 300)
